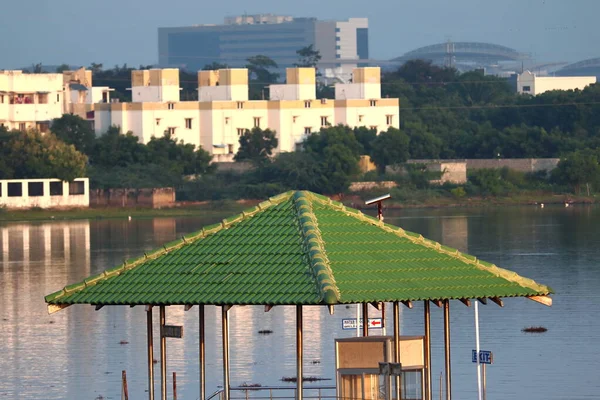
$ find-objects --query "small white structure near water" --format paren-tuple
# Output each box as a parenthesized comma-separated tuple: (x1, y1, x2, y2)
(0, 178, 89, 209)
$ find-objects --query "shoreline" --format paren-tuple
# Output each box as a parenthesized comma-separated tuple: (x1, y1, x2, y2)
(1, 194, 596, 223)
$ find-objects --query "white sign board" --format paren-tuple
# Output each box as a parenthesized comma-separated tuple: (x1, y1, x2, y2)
(342, 318, 383, 330)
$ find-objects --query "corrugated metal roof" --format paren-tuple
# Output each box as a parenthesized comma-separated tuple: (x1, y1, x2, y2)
(45, 191, 553, 307)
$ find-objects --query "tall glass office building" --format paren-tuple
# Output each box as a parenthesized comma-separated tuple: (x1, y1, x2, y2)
(158, 14, 369, 72)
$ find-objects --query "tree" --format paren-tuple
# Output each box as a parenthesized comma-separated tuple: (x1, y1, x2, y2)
(234, 127, 278, 165)
(353, 127, 377, 154)
(202, 62, 230, 71)
(552, 150, 600, 194)
(246, 55, 280, 99)
(31, 63, 44, 73)
(89, 63, 103, 74)
(146, 134, 214, 176)
(370, 127, 410, 174)
(246, 55, 279, 82)
(56, 64, 71, 73)
(0, 128, 87, 181)
(303, 125, 363, 193)
(295, 45, 322, 68)
(51, 114, 96, 155)
(90, 126, 149, 167)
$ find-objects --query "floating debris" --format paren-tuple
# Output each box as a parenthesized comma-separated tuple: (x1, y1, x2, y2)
(119, 340, 129, 345)
(311, 360, 321, 365)
(522, 326, 548, 333)
(153, 359, 158, 364)
(281, 376, 332, 383)
(240, 383, 262, 389)
(48, 320, 55, 324)
(258, 329, 273, 335)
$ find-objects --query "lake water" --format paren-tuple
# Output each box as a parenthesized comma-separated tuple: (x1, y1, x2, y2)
(1, 205, 599, 400)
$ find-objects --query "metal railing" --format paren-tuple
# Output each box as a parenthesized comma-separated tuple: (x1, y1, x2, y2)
(205, 385, 337, 400)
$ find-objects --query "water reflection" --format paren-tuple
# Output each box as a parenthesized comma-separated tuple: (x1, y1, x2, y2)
(0, 205, 599, 399)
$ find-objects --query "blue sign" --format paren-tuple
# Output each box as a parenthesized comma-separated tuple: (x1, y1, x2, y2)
(472, 350, 493, 364)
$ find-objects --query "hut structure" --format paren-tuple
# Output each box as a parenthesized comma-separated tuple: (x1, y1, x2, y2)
(45, 191, 553, 400)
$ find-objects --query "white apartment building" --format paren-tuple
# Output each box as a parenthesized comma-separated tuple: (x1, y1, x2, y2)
(94, 67, 400, 162)
(0, 68, 111, 132)
(512, 70, 596, 95)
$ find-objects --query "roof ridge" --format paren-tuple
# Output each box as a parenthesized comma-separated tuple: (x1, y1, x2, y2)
(292, 191, 340, 304)
(309, 196, 553, 296)
(45, 191, 296, 304)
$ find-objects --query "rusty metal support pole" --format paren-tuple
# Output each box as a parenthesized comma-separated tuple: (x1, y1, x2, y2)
(393, 301, 401, 400)
(199, 305, 206, 400)
(160, 306, 167, 400)
(362, 303, 369, 337)
(222, 306, 231, 400)
(173, 372, 177, 400)
(424, 301, 432, 400)
(147, 307, 155, 400)
(443, 300, 452, 400)
(296, 305, 303, 400)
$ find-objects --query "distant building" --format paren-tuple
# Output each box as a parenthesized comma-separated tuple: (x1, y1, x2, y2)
(511, 70, 596, 95)
(158, 14, 369, 74)
(0, 68, 111, 132)
(0, 178, 89, 209)
(94, 67, 399, 162)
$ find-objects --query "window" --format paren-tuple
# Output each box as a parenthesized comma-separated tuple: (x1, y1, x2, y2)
(237, 102, 244, 109)
(370, 100, 377, 107)
(336, 54, 341, 59)
(336, 27, 341, 32)
(0, 94, 4, 103)
(28, 182, 44, 197)
(7, 182, 22, 197)
(304, 127, 312, 134)
(69, 181, 85, 195)
(237, 128, 245, 136)
(253, 117, 261, 128)
(38, 93, 48, 104)
(293, 116, 298, 123)
(336, 45, 341, 50)
(386, 115, 393, 125)
(228, 144, 234, 154)
(320, 116, 329, 127)
(167, 127, 176, 136)
(304, 101, 311, 108)
(336, 37, 341, 42)
(225, 117, 230, 125)
(50, 181, 63, 196)
(167, 103, 175, 110)
(358, 115, 364, 122)
(370, 125, 378, 131)
(185, 118, 192, 129)
(57, 94, 60, 102)
(156, 118, 161, 126)
(19, 123, 26, 131)
(523, 86, 531, 92)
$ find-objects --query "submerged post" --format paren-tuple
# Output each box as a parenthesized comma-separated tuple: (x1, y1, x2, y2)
(160, 306, 167, 400)
(296, 305, 303, 400)
(393, 301, 401, 400)
(147, 306, 155, 400)
(424, 301, 432, 400)
(362, 303, 369, 337)
(222, 306, 231, 400)
(199, 305, 206, 400)
(443, 300, 451, 400)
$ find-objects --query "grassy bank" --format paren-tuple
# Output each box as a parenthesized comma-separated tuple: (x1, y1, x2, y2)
(1, 192, 596, 223)
(0, 201, 252, 223)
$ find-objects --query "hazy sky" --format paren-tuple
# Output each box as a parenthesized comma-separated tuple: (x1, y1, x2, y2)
(1, 0, 598, 69)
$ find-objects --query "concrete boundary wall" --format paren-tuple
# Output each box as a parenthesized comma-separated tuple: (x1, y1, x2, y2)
(408, 158, 560, 173)
(90, 188, 175, 208)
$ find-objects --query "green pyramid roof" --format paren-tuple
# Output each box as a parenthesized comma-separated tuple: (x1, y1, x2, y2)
(45, 191, 552, 310)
